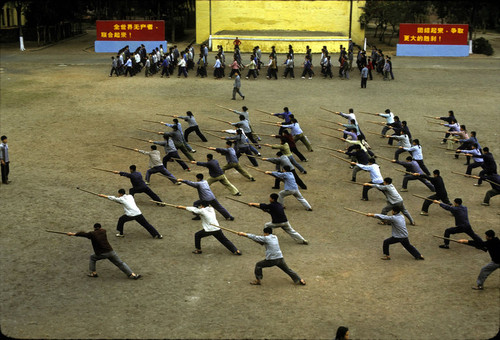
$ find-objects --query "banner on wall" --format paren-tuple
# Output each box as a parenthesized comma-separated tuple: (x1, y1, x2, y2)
(397, 24, 469, 57)
(95, 20, 166, 53)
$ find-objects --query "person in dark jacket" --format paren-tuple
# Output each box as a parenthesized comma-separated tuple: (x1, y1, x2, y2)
(67, 223, 141, 279)
(458, 229, 500, 290)
(190, 154, 241, 196)
(432, 198, 482, 249)
(475, 147, 497, 186)
(116, 165, 162, 203)
(418, 169, 451, 215)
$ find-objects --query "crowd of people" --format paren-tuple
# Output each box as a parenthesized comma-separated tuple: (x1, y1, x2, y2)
(107, 40, 395, 86)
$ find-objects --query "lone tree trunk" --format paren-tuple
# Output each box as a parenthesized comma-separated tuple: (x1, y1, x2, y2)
(15, 1, 25, 51)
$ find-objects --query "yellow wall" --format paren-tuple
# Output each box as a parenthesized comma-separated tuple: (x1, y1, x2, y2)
(0, 1, 26, 29)
(196, 0, 365, 52)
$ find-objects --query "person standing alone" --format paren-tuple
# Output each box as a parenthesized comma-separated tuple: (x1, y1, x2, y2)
(0, 135, 10, 184)
(232, 71, 245, 100)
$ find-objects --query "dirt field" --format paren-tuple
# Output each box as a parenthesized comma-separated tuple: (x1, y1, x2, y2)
(0, 31, 499, 339)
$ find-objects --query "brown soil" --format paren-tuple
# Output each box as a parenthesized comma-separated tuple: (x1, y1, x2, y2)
(0, 30, 499, 339)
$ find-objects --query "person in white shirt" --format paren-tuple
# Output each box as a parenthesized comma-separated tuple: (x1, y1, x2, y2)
(99, 189, 162, 239)
(177, 55, 188, 78)
(175, 201, 241, 255)
(351, 158, 384, 201)
(137, 145, 178, 185)
(378, 109, 394, 135)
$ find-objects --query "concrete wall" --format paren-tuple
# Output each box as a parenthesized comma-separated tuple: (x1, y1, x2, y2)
(196, 0, 365, 52)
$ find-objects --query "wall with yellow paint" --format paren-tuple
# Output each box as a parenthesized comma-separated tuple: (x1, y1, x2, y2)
(196, 0, 365, 52)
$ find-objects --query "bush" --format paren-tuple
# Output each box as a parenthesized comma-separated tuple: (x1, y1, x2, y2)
(473, 37, 494, 56)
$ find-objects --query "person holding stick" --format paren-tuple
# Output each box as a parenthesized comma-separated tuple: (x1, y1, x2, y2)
(393, 157, 435, 192)
(137, 145, 178, 185)
(99, 189, 162, 239)
(174, 201, 241, 255)
(279, 118, 313, 152)
(265, 166, 312, 211)
(475, 173, 500, 206)
(230, 115, 260, 148)
(273, 130, 307, 162)
(378, 109, 394, 136)
(212, 142, 256, 182)
(263, 151, 307, 190)
(363, 177, 415, 225)
(175, 111, 207, 143)
(190, 154, 241, 196)
(475, 147, 497, 186)
(67, 223, 142, 279)
(223, 105, 261, 144)
(248, 193, 309, 244)
(458, 229, 500, 290)
(237, 226, 306, 285)
(263, 137, 306, 174)
(416, 169, 451, 215)
(432, 198, 481, 249)
(351, 158, 384, 201)
(224, 129, 259, 167)
(272, 107, 293, 135)
(116, 165, 163, 203)
(162, 118, 196, 154)
(401, 139, 430, 176)
(364, 207, 424, 260)
(178, 173, 235, 221)
(163, 126, 196, 162)
(152, 135, 191, 172)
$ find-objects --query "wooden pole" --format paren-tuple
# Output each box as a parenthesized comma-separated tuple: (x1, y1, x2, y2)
(375, 155, 394, 162)
(344, 180, 365, 186)
(319, 107, 339, 114)
(432, 235, 463, 244)
(358, 111, 378, 116)
(46, 230, 68, 235)
(329, 153, 352, 164)
(343, 207, 369, 215)
(426, 121, 443, 126)
(394, 168, 414, 175)
(317, 118, 337, 124)
(318, 145, 341, 152)
(367, 121, 388, 127)
(113, 145, 138, 152)
(225, 196, 251, 205)
(130, 137, 152, 143)
(320, 132, 345, 141)
(143, 119, 162, 124)
(190, 142, 215, 150)
(451, 171, 494, 184)
(377, 145, 399, 149)
(244, 165, 268, 173)
(209, 117, 231, 125)
(92, 167, 116, 174)
(255, 109, 274, 115)
(216, 104, 233, 111)
(76, 187, 102, 196)
(412, 193, 434, 202)
(150, 200, 178, 208)
(138, 128, 162, 135)
(156, 113, 175, 117)
(205, 131, 225, 139)
(211, 223, 240, 235)
(260, 121, 280, 126)
(423, 115, 437, 119)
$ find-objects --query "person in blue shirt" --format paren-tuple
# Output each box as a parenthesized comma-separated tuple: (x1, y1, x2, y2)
(237, 227, 306, 286)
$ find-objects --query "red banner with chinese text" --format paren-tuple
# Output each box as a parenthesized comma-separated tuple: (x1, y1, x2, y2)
(96, 20, 165, 41)
(399, 24, 468, 45)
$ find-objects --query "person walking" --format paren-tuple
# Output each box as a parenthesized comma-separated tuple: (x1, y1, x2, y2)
(237, 227, 306, 286)
(232, 71, 245, 100)
(248, 193, 308, 244)
(99, 188, 162, 239)
(366, 207, 425, 260)
(67, 223, 142, 279)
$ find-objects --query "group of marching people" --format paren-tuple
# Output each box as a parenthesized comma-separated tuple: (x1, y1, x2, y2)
(107, 42, 395, 82)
